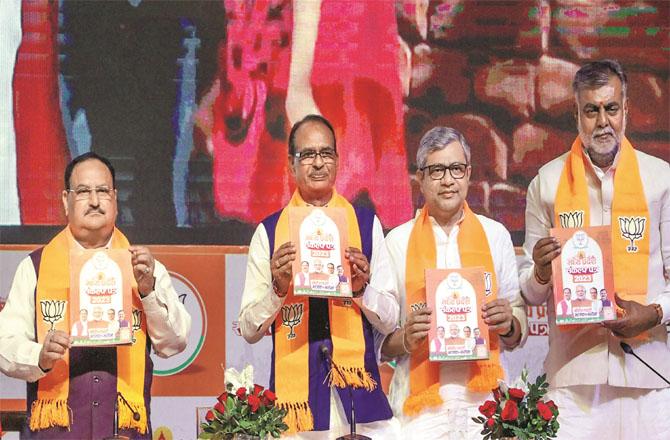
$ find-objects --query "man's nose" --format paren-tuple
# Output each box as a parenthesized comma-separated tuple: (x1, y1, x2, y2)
(596, 106, 609, 128)
(312, 153, 325, 168)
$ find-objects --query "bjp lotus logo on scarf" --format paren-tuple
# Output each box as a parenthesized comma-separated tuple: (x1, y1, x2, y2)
(618, 216, 646, 253)
(40, 300, 67, 331)
(132, 309, 143, 343)
(558, 211, 584, 228)
(410, 302, 427, 313)
(281, 303, 304, 340)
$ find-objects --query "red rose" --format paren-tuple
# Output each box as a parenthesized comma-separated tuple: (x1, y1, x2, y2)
(254, 384, 264, 396)
(508, 388, 525, 401)
(501, 400, 519, 421)
(205, 410, 214, 422)
(214, 402, 226, 414)
(486, 418, 495, 429)
(248, 394, 261, 412)
(537, 401, 554, 421)
(263, 389, 277, 403)
(479, 400, 498, 418)
(546, 399, 557, 411)
(236, 387, 247, 400)
(492, 386, 503, 402)
(217, 392, 228, 405)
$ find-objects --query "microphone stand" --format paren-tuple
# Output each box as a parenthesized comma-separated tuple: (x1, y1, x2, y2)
(103, 392, 141, 440)
(320, 345, 371, 440)
(620, 342, 670, 385)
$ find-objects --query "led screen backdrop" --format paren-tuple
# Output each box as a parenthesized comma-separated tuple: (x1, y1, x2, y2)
(1, 0, 668, 244)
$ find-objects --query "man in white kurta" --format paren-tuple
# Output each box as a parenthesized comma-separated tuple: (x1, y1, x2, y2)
(238, 115, 400, 439)
(381, 127, 528, 440)
(519, 59, 670, 439)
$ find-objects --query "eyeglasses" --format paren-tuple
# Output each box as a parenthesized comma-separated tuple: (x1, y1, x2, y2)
(67, 186, 114, 201)
(419, 163, 469, 180)
(294, 148, 338, 164)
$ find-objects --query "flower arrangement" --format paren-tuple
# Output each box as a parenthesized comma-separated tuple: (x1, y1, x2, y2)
(473, 369, 559, 440)
(199, 366, 288, 439)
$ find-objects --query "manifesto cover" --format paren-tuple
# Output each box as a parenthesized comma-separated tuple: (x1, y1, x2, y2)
(289, 207, 352, 298)
(426, 267, 490, 361)
(550, 226, 615, 325)
(69, 249, 134, 346)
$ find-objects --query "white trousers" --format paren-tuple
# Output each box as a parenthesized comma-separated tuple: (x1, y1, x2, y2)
(549, 384, 670, 440)
(401, 390, 489, 440)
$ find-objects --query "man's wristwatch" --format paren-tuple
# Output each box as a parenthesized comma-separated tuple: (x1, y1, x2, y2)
(353, 281, 369, 298)
(272, 278, 287, 298)
(500, 319, 515, 338)
(652, 303, 663, 326)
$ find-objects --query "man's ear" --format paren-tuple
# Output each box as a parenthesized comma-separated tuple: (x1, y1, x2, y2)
(61, 190, 69, 217)
(288, 155, 296, 178)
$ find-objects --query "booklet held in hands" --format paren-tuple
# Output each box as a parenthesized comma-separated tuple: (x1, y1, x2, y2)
(426, 267, 490, 361)
(550, 226, 615, 325)
(289, 207, 352, 298)
(69, 249, 134, 346)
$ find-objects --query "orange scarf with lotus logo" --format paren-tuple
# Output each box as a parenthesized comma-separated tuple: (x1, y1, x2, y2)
(272, 190, 375, 434)
(31, 227, 148, 433)
(403, 203, 503, 416)
(554, 137, 650, 305)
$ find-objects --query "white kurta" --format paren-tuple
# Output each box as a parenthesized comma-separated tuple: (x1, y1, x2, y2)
(239, 214, 401, 439)
(384, 211, 528, 440)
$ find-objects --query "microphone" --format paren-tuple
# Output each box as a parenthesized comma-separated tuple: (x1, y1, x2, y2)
(118, 392, 141, 422)
(320, 344, 371, 440)
(103, 392, 141, 440)
(320, 344, 333, 362)
(620, 342, 670, 385)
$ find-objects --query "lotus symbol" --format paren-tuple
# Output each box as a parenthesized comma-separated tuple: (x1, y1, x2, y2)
(618, 216, 646, 253)
(484, 272, 492, 296)
(558, 211, 584, 228)
(410, 302, 427, 313)
(131, 309, 143, 343)
(281, 303, 304, 340)
(40, 300, 67, 331)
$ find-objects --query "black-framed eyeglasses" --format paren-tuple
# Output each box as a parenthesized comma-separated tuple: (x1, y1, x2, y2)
(294, 148, 338, 164)
(419, 163, 469, 180)
(67, 186, 114, 201)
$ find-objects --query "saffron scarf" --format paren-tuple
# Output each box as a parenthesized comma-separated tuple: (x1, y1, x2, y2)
(31, 227, 148, 433)
(273, 190, 376, 433)
(403, 203, 503, 416)
(554, 137, 650, 305)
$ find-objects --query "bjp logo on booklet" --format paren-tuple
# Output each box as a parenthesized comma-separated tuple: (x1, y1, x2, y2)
(618, 216, 646, 253)
(281, 303, 304, 340)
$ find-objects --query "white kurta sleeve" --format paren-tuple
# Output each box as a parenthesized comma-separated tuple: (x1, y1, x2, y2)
(141, 259, 192, 358)
(519, 175, 553, 306)
(0, 257, 47, 383)
(359, 216, 400, 335)
(238, 223, 286, 344)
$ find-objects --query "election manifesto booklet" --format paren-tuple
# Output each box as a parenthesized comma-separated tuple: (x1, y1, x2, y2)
(69, 249, 134, 346)
(426, 267, 490, 361)
(289, 207, 352, 298)
(550, 226, 615, 325)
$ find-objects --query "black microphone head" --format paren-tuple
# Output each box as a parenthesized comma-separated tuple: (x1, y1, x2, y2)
(133, 412, 141, 422)
(620, 341, 634, 354)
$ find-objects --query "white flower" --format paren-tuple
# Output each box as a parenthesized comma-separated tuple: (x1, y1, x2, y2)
(224, 364, 255, 391)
